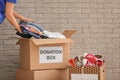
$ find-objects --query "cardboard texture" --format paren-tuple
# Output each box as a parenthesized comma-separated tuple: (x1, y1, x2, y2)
(69, 64, 105, 80)
(16, 68, 69, 80)
(18, 30, 76, 70)
(99, 64, 106, 80)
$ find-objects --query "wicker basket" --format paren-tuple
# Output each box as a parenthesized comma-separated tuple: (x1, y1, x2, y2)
(69, 65, 105, 80)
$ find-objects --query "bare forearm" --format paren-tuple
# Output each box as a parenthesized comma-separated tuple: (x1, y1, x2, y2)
(5, 2, 32, 33)
(13, 11, 24, 20)
(13, 11, 33, 22)
(6, 13, 22, 33)
(5, 2, 22, 33)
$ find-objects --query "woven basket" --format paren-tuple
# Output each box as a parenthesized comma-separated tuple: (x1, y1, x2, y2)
(69, 65, 105, 80)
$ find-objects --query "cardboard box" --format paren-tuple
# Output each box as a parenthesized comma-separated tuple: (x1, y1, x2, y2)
(69, 64, 105, 80)
(16, 68, 69, 80)
(17, 30, 76, 70)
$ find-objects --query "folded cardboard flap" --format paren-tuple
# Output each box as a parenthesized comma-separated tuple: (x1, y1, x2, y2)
(32, 30, 76, 45)
(16, 30, 76, 45)
(62, 30, 76, 38)
(16, 40, 20, 45)
(31, 38, 73, 45)
(16, 38, 27, 45)
(16, 38, 73, 45)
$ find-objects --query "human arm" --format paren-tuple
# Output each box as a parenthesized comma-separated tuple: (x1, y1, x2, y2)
(13, 11, 33, 22)
(5, 2, 22, 33)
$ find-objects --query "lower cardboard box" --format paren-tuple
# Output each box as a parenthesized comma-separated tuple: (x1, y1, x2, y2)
(16, 68, 69, 80)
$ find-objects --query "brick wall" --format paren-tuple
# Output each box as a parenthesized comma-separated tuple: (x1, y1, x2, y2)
(0, 0, 120, 80)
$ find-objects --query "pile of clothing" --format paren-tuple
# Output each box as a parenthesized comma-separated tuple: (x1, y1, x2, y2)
(69, 53, 104, 67)
(16, 21, 66, 39)
(16, 21, 47, 39)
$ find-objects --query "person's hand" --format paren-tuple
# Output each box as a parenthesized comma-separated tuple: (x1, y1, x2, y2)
(21, 17, 33, 22)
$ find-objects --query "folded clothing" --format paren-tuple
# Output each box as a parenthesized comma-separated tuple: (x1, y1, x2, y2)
(16, 21, 65, 39)
(16, 21, 47, 39)
(16, 25, 41, 39)
(16, 32, 32, 38)
(19, 21, 44, 32)
(69, 53, 104, 67)
(43, 30, 66, 39)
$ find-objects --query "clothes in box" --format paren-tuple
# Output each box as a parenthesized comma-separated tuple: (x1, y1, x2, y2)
(17, 30, 76, 70)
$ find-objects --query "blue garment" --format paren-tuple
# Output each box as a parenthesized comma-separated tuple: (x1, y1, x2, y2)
(16, 21, 48, 39)
(0, 0, 17, 24)
(19, 21, 44, 32)
(21, 27, 41, 39)
(16, 26, 40, 39)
